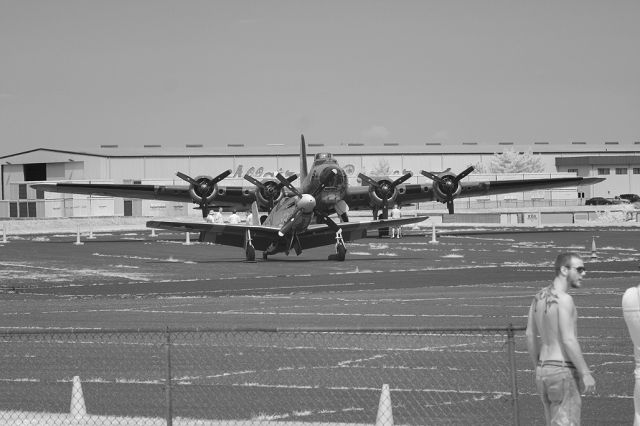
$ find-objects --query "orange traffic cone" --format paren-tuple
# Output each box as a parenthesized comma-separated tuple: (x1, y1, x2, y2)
(375, 384, 393, 426)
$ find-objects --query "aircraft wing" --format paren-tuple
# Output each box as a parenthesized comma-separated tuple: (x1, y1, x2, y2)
(296, 215, 428, 251)
(146, 220, 274, 249)
(457, 176, 606, 198)
(146, 215, 429, 252)
(31, 183, 256, 209)
(345, 176, 605, 209)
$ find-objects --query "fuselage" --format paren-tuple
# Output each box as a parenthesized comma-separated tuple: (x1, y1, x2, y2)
(299, 153, 348, 213)
(262, 196, 314, 232)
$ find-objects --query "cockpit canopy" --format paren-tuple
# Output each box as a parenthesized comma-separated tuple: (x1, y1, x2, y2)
(313, 152, 337, 165)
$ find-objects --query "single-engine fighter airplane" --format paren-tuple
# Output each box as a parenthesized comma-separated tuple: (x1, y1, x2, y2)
(148, 174, 429, 261)
(32, 135, 604, 220)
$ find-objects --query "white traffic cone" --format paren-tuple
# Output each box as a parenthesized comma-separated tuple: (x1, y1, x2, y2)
(591, 236, 598, 259)
(74, 226, 84, 245)
(70, 375, 87, 420)
(150, 228, 157, 237)
(2, 223, 7, 243)
(429, 222, 438, 244)
(87, 221, 96, 239)
(375, 384, 393, 426)
(184, 231, 192, 245)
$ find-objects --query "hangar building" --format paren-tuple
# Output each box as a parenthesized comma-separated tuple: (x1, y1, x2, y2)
(1, 140, 639, 219)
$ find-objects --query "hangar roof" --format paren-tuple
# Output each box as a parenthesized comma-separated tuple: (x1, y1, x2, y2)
(556, 155, 640, 166)
(2, 141, 640, 160)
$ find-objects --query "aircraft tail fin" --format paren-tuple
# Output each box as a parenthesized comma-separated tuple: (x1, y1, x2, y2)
(251, 201, 260, 226)
(300, 134, 308, 180)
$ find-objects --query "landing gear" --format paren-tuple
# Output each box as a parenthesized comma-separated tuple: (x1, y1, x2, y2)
(335, 200, 349, 223)
(328, 229, 346, 261)
(263, 242, 277, 261)
(244, 229, 256, 262)
(336, 241, 346, 261)
(245, 244, 255, 262)
(292, 235, 302, 256)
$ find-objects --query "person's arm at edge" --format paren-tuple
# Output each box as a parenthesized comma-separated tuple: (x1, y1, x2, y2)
(525, 299, 540, 370)
(558, 294, 596, 392)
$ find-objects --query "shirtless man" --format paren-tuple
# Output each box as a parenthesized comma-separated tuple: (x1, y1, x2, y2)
(526, 252, 596, 425)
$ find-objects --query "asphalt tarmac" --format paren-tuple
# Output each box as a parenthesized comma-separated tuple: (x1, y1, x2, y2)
(1, 226, 640, 424)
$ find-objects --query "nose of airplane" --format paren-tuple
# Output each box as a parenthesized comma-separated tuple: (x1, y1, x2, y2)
(297, 194, 317, 213)
(320, 167, 340, 187)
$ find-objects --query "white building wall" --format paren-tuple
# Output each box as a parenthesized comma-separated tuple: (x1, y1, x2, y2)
(2, 164, 24, 199)
(224, 156, 285, 179)
(5, 147, 640, 219)
(107, 158, 146, 182)
(143, 157, 191, 180)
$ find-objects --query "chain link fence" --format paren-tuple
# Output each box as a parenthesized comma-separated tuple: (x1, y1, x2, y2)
(0, 326, 632, 425)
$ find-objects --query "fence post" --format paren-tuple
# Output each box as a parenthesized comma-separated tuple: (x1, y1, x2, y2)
(507, 324, 520, 426)
(165, 327, 173, 426)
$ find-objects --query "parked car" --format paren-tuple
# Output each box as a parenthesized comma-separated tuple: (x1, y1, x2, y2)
(585, 197, 614, 205)
(611, 197, 631, 204)
(619, 193, 640, 203)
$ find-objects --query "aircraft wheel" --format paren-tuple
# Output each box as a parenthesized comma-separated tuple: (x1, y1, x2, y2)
(262, 252, 268, 261)
(336, 243, 347, 261)
(245, 245, 255, 262)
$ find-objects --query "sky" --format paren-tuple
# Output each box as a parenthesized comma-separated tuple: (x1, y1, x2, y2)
(1, 0, 639, 157)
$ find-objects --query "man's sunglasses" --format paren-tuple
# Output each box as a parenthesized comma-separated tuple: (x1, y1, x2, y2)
(569, 266, 586, 273)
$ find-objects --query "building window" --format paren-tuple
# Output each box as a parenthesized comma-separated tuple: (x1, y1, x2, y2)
(23, 163, 47, 181)
(597, 168, 610, 175)
(634, 168, 640, 174)
(616, 168, 628, 175)
(18, 184, 27, 199)
(567, 168, 578, 174)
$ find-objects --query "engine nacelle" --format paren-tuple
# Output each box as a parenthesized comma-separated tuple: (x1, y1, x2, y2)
(188, 175, 218, 205)
(254, 178, 285, 209)
(431, 173, 463, 203)
(367, 179, 399, 207)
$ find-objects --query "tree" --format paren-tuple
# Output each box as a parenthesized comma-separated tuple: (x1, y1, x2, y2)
(474, 149, 546, 173)
(370, 159, 392, 176)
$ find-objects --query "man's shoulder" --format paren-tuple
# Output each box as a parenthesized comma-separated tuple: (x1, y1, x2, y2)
(556, 292, 575, 310)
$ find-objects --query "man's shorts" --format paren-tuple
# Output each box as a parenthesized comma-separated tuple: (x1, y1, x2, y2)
(536, 361, 582, 425)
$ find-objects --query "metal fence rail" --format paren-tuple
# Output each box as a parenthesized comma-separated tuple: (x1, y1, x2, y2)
(0, 325, 553, 425)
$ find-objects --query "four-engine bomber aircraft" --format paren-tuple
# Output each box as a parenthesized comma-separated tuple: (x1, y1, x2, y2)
(32, 135, 604, 221)
(148, 181, 429, 261)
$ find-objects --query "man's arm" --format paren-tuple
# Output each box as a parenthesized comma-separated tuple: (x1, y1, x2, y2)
(525, 299, 540, 369)
(558, 294, 596, 393)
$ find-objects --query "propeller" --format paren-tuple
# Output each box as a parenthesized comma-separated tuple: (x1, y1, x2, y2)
(177, 169, 232, 218)
(275, 172, 303, 198)
(274, 171, 340, 237)
(244, 173, 297, 212)
(420, 166, 474, 214)
(358, 172, 413, 219)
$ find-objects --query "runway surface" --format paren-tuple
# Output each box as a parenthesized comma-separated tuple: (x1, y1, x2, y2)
(1, 226, 640, 424)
